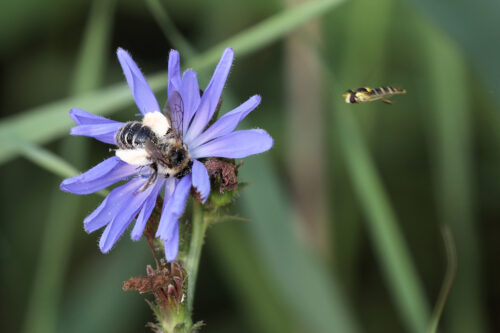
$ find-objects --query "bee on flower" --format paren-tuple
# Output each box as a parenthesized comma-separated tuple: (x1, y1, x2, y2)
(60, 47, 273, 261)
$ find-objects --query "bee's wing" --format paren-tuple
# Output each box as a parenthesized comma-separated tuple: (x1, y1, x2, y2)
(145, 139, 167, 164)
(164, 90, 184, 140)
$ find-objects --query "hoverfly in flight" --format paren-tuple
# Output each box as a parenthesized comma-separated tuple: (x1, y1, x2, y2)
(343, 86, 406, 104)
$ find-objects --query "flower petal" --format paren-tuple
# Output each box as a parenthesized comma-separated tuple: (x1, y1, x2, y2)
(83, 177, 144, 233)
(192, 160, 210, 203)
(188, 95, 261, 149)
(168, 49, 181, 97)
(99, 178, 151, 253)
(154, 178, 176, 238)
(180, 69, 201, 135)
(155, 175, 192, 250)
(131, 178, 166, 241)
(190, 129, 273, 159)
(184, 48, 234, 143)
(60, 156, 138, 195)
(70, 122, 123, 145)
(69, 108, 124, 144)
(164, 223, 179, 262)
(70, 108, 117, 125)
(117, 48, 160, 115)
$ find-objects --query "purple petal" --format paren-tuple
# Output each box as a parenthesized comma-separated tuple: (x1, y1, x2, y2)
(190, 129, 273, 159)
(83, 195, 111, 233)
(153, 178, 176, 238)
(192, 160, 210, 203)
(84, 177, 144, 233)
(180, 69, 201, 135)
(164, 223, 179, 262)
(70, 122, 123, 145)
(188, 95, 261, 149)
(99, 178, 152, 253)
(131, 179, 166, 241)
(168, 49, 181, 97)
(70, 108, 117, 125)
(68, 108, 124, 144)
(117, 48, 160, 115)
(60, 156, 138, 195)
(184, 48, 234, 143)
(155, 175, 192, 242)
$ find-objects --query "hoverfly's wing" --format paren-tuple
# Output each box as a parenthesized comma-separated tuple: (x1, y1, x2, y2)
(145, 139, 168, 165)
(166, 90, 184, 140)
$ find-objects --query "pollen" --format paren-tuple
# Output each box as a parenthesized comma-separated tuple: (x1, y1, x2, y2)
(143, 111, 170, 137)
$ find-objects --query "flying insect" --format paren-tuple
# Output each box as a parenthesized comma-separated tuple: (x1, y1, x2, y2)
(343, 86, 406, 104)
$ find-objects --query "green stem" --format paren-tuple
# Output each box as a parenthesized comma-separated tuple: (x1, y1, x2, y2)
(185, 200, 208, 315)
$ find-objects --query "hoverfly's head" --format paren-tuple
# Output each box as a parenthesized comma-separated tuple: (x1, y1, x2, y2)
(343, 89, 359, 104)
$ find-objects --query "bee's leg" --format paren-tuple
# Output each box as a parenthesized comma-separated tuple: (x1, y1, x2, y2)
(140, 164, 158, 192)
(382, 98, 393, 104)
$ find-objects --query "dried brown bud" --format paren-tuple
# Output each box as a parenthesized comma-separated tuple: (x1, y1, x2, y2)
(122, 271, 170, 294)
(123, 262, 186, 308)
(204, 158, 239, 193)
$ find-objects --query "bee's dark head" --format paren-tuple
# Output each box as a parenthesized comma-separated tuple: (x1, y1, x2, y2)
(169, 148, 185, 166)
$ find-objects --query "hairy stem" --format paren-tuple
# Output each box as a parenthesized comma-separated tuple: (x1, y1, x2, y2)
(185, 200, 208, 315)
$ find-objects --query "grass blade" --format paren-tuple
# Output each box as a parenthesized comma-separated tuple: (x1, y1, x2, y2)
(145, 0, 197, 60)
(427, 226, 457, 333)
(10, 138, 79, 179)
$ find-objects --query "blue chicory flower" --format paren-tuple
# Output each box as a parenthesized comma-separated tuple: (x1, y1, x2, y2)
(60, 47, 273, 261)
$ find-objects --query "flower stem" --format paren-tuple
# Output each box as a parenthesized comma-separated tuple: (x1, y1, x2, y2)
(185, 200, 208, 315)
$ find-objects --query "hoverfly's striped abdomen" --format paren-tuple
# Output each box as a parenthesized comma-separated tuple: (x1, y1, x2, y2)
(115, 121, 158, 149)
(371, 86, 405, 96)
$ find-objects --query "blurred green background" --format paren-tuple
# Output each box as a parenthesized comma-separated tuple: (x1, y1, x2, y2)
(1, 0, 499, 332)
